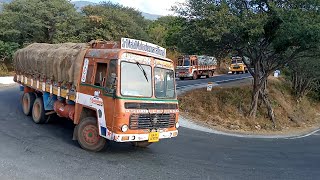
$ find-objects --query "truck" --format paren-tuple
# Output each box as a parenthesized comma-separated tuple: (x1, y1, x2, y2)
(13, 38, 179, 152)
(229, 56, 248, 74)
(175, 55, 217, 80)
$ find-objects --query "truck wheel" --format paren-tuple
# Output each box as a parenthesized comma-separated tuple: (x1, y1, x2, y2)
(179, 77, 185, 80)
(131, 141, 152, 148)
(231, 71, 235, 74)
(77, 117, 106, 152)
(32, 97, 47, 124)
(22, 92, 36, 116)
(192, 72, 198, 80)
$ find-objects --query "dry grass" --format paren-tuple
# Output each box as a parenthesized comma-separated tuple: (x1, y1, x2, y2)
(178, 77, 320, 133)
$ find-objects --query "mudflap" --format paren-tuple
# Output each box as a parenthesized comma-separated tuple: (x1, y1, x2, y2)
(72, 125, 78, 141)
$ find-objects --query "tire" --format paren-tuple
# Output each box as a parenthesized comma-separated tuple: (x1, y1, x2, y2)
(76, 117, 107, 152)
(231, 71, 235, 74)
(208, 71, 213, 78)
(32, 97, 47, 124)
(22, 92, 36, 116)
(192, 72, 198, 80)
(179, 77, 185, 80)
(245, 70, 249, 73)
(131, 141, 152, 148)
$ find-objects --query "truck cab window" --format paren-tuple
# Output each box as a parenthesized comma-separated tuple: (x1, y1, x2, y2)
(105, 60, 117, 93)
(85, 64, 94, 84)
(94, 63, 108, 87)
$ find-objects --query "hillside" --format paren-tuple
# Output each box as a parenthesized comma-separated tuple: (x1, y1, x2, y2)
(0, 0, 162, 20)
(179, 77, 320, 134)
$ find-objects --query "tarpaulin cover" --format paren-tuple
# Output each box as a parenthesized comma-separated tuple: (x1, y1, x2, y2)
(13, 43, 88, 85)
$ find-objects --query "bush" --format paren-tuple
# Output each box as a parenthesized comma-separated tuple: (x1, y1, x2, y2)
(0, 41, 20, 63)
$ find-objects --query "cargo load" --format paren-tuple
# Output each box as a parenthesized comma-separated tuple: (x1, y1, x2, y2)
(197, 55, 217, 66)
(13, 43, 88, 85)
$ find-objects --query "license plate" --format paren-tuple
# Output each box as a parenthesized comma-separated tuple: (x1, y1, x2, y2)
(148, 132, 160, 142)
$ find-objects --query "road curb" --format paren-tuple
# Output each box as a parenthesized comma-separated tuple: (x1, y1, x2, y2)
(0, 83, 17, 89)
(179, 116, 320, 139)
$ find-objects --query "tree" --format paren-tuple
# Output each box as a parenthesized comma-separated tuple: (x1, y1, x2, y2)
(80, 2, 150, 42)
(173, 0, 320, 125)
(0, 41, 19, 62)
(0, 0, 82, 44)
(289, 55, 320, 101)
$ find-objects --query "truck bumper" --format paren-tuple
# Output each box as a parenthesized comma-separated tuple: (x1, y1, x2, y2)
(176, 73, 193, 78)
(112, 130, 178, 143)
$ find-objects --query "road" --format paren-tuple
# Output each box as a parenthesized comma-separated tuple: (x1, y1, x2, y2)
(176, 73, 252, 90)
(1, 74, 320, 180)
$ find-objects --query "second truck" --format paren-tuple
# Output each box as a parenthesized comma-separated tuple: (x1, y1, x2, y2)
(175, 55, 217, 80)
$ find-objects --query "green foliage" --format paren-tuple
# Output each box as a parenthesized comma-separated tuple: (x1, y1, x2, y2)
(288, 55, 320, 100)
(0, 0, 82, 44)
(0, 40, 19, 62)
(80, 2, 150, 42)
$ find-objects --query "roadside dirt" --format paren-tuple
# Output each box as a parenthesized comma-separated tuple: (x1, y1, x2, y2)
(178, 77, 320, 136)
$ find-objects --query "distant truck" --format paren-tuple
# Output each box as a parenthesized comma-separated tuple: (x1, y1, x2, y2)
(13, 38, 179, 152)
(229, 56, 248, 74)
(175, 55, 217, 80)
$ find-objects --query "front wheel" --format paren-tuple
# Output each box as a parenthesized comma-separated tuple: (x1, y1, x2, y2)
(131, 141, 153, 148)
(192, 72, 198, 80)
(76, 117, 107, 152)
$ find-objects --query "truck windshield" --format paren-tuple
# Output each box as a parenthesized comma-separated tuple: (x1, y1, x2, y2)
(183, 59, 190, 66)
(121, 62, 152, 97)
(155, 68, 175, 98)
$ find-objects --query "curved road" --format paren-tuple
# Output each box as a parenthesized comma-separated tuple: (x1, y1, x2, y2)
(1, 74, 320, 180)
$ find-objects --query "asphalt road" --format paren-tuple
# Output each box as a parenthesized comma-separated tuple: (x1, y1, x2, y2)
(176, 73, 252, 90)
(1, 75, 320, 180)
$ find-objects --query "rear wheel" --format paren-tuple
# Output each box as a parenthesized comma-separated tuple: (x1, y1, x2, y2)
(192, 72, 198, 80)
(32, 97, 47, 124)
(22, 92, 36, 116)
(131, 141, 153, 148)
(179, 77, 185, 80)
(77, 117, 107, 152)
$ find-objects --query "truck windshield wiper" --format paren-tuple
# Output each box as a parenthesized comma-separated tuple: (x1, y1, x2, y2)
(136, 61, 149, 82)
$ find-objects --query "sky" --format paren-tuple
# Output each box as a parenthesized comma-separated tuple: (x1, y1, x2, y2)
(81, 0, 186, 15)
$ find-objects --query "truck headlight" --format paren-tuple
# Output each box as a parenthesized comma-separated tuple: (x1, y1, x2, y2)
(121, 124, 129, 132)
(176, 122, 180, 129)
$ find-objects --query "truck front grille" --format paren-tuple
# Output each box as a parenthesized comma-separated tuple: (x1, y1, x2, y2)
(129, 114, 176, 130)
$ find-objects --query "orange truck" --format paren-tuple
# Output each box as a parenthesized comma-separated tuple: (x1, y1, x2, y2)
(175, 55, 217, 80)
(13, 38, 179, 151)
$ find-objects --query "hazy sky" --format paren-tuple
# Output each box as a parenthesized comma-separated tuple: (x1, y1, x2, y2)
(78, 0, 186, 15)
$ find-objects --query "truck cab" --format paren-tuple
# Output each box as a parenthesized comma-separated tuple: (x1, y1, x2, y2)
(229, 56, 248, 74)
